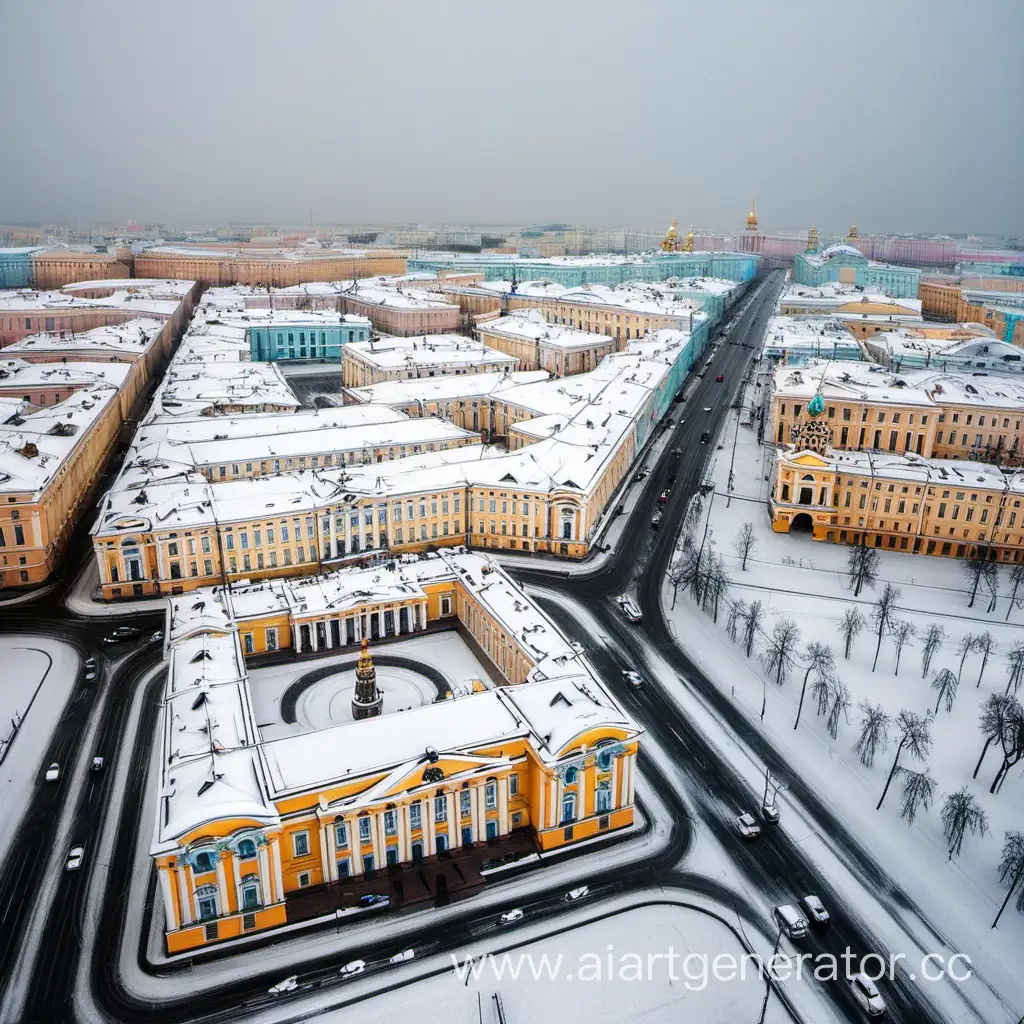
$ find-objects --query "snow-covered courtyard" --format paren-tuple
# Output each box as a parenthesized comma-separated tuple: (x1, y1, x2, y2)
(663, 376, 1024, 1013)
(249, 630, 498, 739)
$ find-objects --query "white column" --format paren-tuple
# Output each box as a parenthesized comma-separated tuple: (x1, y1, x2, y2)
(371, 813, 383, 868)
(626, 753, 635, 804)
(398, 805, 410, 862)
(327, 823, 338, 881)
(611, 757, 620, 811)
(548, 779, 559, 829)
(344, 509, 352, 554)
(258, 846, 273, 902)
(421, 601, 429, 630)
(470, 785, 481, 843)
(178, 865, 193, 926)
(445, 792, 457, 847)
(351, 821, 363, 876)
(159, 867, 178, 930)
(498, 778, 509, 835)
(215, 856, 229, 916)
(425, 797, 436, 854)
(319, 824, 330, 881)
(231, 852, 241, 908)
(269, 837, 285, 901)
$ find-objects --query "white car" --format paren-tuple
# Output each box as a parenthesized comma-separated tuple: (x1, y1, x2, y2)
(564, 886, 590, 902)
(622, 670, 644, 688)
(736, 812, 761, 841)
(45, 762, 60, 783)
(569, 640, 584, 655)
(617, 595, 642, 623)
(268, 975, 298, 995)
(389, 949, 415, 964)
(339, 960, 366, 977)
(91, 756, 105, 772)
(849, 972, 886, 1017)
(65, 846, 85, 871)
(761, 801, 781, 824)
(499, 908, 524, 925)
(801, 894, 830, 926)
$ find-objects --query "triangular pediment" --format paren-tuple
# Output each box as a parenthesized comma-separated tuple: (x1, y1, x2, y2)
(787, 450, 830, 467)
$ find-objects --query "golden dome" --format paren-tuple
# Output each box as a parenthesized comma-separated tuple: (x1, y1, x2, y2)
(745, 198, 758, 232)
(847, 220, 858, 239)
(807, 222, 819, 251)
(660, 217, 680, 252)
(684, 226, 695, 252)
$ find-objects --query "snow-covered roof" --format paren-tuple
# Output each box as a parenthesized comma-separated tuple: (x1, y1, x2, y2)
(344, 335, 518, 371)
(782, 281, 922, 314)
(343, 369, 551, 406)
(337, 278, 458, 311)
(3, 317, 165, 359)
(480, 309, 614, 350)
(60, 278, 196, 298)
(0, 359, 131, 392)
(143, 361, 299, 422)
(0, 287, 183, 319)
(764, 316, 866, 355)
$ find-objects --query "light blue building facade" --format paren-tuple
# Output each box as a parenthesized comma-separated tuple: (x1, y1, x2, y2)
(409, 251, 759, 287)
(0, 248, 43, 289)
(792, 244, 920, 298)
(248, 317, 371, 362)
(958, 258, 1024, 278)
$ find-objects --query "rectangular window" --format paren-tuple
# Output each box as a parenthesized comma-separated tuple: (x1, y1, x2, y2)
(460, 790, 471, 817)
(384, 809, 397, 835)
(409, 802, 422, 829)
(485, 781, 497, 809)
(509, 773, 519, 796)
(293, 831, 310, 858)
(358, 817, 372, 842)
(434, 795, 447, 822)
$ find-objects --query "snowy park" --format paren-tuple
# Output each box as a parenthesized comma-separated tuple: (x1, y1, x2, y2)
(248, 631, 497, 739)
(663, 393, 1024, 1006)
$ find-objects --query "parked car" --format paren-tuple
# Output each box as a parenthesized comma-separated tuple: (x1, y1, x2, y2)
(151, 630, 165, 643)
(702, 406, 712, 414)
(389, 949, 415, 964)
(45, 762, 60, 783)
(614, 503, 626, 516)
(671, 447, 683, 457)
(801, 894, 830, 926)
(268, 976, 298, 995)
(617, 596, 642, 623)
(339, 960, 366, 978)
(658, 489, 670, 504)
(103, 626, 141, 645)
(499, 908, 524, 925)
(651, 510, 663, 528)
(761, 800, 781, 824)
(634, 468, 649, 481)
(622, 670, 644, 688)
(83, 657, 98, 682)
(564, 886, 590, 902)
(569, 640, 585, 654)
(772, 904, 808, 940)
(65, 846, 85, 871)
(848, 972, 886, 1016)
(736, 812, 761, 841)
(90, 756, 104, 772)
(700, 431, 710, 444)
(358, 894, 389, 906)
(716, 374, 725, 383)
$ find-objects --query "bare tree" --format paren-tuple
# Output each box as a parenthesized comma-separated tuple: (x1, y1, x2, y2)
(854, 701, 890, 768)
(742, 600, 764, 659)
(975, 631, 997, 688)
(956, 633, 978, 685)
(974, 694, 1023, 779)
(826, 678, 852, 740)
(963, 549, 993, 609)
(838, 607, 866, 661)
(1006, 562, 1024, 622)
(666, 549, 688, 609)
(733, 521, 757, 571)
(1004, 641, 1024, 697)
(993, 831, 1024, 927)
(931, 667, 959, 715)
(889, 619, 916, 676)
(680, 494, 704, 548)
(794, 642, 834, 730)
(898, 767, 936, 827)
(871, 584, 902, 672)
(990, 704, 1024, 795)
(984, 559, 1001, 614)
(847, 542, 880, 598)
(726, 598, 746, 643)
(706, 554, 730, 623)
(811, 671, 833, 718)
(920, 623, 946, 679)
(941, 787, 988, 860)
(877, 711, 932, 810)
(762, 618, 801, 687)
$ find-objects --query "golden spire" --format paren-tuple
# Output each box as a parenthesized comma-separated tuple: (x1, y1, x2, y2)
(683, 225, 695, 252)
(745, 198, 758, 232)
(660, 216, 681, 252)
(807, 222, 819, 251)
(847, 219, 858, 240)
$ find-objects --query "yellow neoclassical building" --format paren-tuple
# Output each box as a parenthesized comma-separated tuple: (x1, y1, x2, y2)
(154, 551, 641, 953)
(769, 427, 1024, 562)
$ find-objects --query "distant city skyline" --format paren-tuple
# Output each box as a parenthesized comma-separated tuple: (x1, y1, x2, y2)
(2, 1, 1022, 236)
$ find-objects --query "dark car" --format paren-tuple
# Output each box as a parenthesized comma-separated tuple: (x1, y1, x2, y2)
(84, 657, 98, 682)
(658, 489, 670, 504)
(103, 625, 141, 645)
(716, 374, 725, 382)
(700, 431, 710, 444)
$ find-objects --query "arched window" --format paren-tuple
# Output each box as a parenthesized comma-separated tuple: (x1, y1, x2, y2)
(564, 766, 578, 785)
(560, 792, 576, 824)
(237, 838, 257, 860)
(193, 850, 216, 874)
(596, 745, 614, 772)
(485, 777, 498, 809)
(239, 874, 261, 910)
(195, 884, 218, 920)
(596, 781, 612, 813)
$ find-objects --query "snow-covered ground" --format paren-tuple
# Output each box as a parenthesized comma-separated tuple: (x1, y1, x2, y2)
(663, 391, 1024, 1017)
(315, 903, 794, 1024)
(0, 637, 78, 868)
(249, 631, 494, 739)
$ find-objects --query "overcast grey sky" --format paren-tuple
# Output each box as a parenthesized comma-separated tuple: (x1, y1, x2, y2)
(2, 0, 1021, 235)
